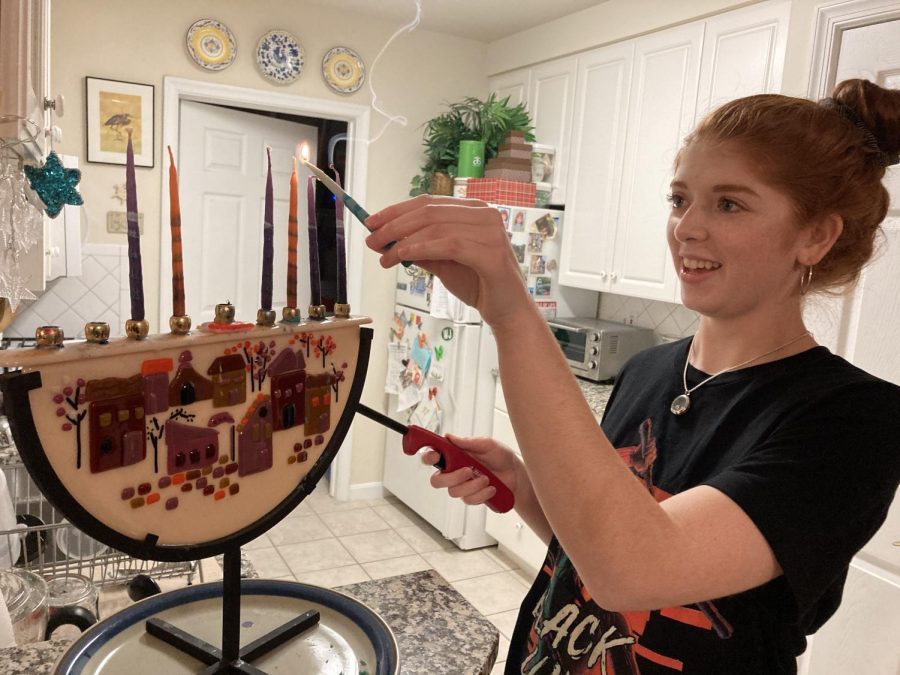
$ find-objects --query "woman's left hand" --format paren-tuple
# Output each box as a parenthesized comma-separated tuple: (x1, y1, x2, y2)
(365, 195, 535, 331)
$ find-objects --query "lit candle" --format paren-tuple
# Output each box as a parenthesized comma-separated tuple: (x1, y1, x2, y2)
(261, 147, 274, 312)
(125, 129, 144, 321)
(287, 157, 298, 308)
(330, 164, 347, 305)
(307, 175, 322, 306)
(167, 146, 185, 317)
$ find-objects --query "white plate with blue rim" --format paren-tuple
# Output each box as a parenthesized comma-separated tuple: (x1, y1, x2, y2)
(256, 30, 304, 84)
(54, 579, 400, 674)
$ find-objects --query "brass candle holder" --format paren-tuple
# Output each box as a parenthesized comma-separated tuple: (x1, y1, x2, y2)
(256, 309, 276, 327)
(84, 322, 110, 344)
(169, 315, 192, 335)
(307, 304, 327, 321)
(35, 325, 64, 349)
(282, 306, 302, 323)
(214, 302, 235, 325)
(333, 303, 351, 319)
(125, 319, 150, 340)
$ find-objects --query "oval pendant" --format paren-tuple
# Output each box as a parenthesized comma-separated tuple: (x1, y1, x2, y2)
(670, 394, 691, 416)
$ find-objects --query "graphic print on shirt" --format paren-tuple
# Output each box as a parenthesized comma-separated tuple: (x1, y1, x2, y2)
(521, 418, 734, 674)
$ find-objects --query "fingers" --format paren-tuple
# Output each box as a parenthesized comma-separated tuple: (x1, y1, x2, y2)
(365, 202, 504, 257)
(366, 195, 487, 231)
(428, 465, 496, 506)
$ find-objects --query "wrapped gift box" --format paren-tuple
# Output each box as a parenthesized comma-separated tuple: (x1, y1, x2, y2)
(465, 177, 536, 207)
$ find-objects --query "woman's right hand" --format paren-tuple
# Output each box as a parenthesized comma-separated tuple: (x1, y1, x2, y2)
(421, 434, 525, 506)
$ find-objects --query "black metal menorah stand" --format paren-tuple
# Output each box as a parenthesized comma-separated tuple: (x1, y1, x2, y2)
(144, 546, 321, 674)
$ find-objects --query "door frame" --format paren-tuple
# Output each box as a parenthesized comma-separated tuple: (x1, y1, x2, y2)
(160, 76, 371, 501)
(800, 3, 900, 672)
(804, 1, 900, 360)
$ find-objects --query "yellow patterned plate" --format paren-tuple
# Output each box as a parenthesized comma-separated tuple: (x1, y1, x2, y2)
(186, 19, 236, 71)
(322, 46, 366, 94)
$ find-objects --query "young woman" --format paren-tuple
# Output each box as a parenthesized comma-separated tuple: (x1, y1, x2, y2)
(365, 79, 900, 674)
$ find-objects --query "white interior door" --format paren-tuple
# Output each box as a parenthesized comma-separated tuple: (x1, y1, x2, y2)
(174, 101, 318, 325)
(800, 18, 900, 675)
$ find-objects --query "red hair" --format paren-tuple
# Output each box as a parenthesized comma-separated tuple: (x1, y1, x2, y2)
(682, 79, 900, 294)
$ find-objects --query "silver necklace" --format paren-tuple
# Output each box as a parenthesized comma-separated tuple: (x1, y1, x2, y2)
(670, 330, 812, 416)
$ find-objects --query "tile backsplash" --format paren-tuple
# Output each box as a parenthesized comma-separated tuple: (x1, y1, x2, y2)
(4, 243, 129, 339)
(598, 293, 698, 341)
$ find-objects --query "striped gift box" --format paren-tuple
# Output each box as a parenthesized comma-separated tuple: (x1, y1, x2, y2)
(464, 178, 536, 207)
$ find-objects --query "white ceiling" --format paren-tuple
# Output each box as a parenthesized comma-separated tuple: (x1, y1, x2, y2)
(301, 0, 610, 43)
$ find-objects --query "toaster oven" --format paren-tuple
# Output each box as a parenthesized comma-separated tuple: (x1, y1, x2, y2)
(547, 318, 656, 382)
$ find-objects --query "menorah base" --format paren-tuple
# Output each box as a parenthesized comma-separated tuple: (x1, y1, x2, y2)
(143, 548, 320, 675)
(145, 611, 320, 674)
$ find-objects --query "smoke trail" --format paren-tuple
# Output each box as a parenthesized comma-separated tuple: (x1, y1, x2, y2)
(366, 0, 423, 145)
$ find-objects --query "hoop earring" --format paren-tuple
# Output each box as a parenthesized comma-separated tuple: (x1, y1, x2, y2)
(800, 265, 814, 296)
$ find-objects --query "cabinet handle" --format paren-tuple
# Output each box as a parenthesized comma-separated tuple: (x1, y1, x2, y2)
(610, 272, 618, 281)
(599, 271, 607, 279)
(515, 522, 523, 530)
(490, 368, 499, 379)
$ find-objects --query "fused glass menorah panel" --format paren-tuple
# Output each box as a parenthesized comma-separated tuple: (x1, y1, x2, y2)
(0, 319, 372, 562)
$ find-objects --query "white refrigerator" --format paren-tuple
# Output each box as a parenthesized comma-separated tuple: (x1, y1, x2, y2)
(382, 206, 596, 549)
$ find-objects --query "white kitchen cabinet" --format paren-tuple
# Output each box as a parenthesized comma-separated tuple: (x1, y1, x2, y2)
(489, 68, 530, 108)
(560, 23, 703, 300)
(528, 57, 577, 204)
(485, 394, 548, 576)
(559, 41, 634, 291)
(695, 0, 790, 122)
(609, 23, 703, 301)
(0, 0, 50, 162)
(560, 0, 789, 301)
(1, 0, 56, 294)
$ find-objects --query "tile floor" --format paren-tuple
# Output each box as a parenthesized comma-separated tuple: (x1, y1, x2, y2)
(240, 483, 532, 674)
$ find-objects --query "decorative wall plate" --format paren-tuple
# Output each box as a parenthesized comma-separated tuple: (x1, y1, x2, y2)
(256, 30, 304, 84)
(186, 19, 236, 71)
(322, 46, 366, 94)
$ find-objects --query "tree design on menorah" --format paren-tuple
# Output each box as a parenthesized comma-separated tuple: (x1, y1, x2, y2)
(52, 379, 87, 469)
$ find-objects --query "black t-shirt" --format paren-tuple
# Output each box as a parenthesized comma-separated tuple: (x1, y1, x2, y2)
(506, 340, 900, 674)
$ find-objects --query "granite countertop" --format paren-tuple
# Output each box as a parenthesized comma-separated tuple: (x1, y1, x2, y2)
(575, 378, 615, 419)
(0, 569, 498, 674)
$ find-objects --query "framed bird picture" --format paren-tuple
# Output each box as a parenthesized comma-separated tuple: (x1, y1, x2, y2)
(85, 77, 154, 167)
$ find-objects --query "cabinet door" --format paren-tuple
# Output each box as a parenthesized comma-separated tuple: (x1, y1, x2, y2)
(528, 57, 577, 204)
(489, 68, 531, 108)
(610, 23, 703, 302)
(0, 0, 50, 162)
(695, 0, 790, 121)
(559, 42, 634, 291)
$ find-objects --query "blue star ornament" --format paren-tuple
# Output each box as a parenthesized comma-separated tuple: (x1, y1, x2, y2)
(24, 151, 84, 218)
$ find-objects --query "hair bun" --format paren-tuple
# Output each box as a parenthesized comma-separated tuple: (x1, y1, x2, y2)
(831, 79, 900, 166)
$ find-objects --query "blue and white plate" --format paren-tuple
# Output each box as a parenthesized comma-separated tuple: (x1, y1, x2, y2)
(256, 30, 304, 84)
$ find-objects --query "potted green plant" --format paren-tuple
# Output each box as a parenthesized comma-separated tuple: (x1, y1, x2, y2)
(409, 94, 534, 196)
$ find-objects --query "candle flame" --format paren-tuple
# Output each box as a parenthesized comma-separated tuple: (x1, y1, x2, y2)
(300, 143, 310, 162)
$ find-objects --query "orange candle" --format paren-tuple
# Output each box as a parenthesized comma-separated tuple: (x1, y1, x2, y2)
(287, 157, 298, 308)
(167, 146, 185, 317)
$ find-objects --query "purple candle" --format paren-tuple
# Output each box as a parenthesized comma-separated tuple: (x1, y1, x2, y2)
(125, 129, 144, 321)
(307, 175, 322, 305)
(330, 164, 347, 304)
(261, 147, 274, 312)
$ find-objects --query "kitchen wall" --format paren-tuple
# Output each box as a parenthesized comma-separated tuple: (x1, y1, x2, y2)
(49, 0, 488, 488)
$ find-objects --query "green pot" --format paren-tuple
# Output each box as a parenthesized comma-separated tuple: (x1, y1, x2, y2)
(457, 140, 485, 178)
